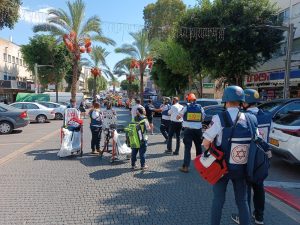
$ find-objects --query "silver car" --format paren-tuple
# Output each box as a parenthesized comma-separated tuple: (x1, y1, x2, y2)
(10, 102, 55, 123)
(37, 101, 67, 120)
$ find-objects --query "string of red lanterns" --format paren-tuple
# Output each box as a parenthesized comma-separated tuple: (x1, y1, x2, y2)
(91, 67, 101, 77)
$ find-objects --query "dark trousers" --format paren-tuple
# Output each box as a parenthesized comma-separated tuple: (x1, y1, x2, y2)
(131, 141, 148, 167)
(167, 121, 182, 153)
(247, 182, 265, 221)
(183, 128, 203, 167)
(90, 126, 102, 150)
(211, 177, 250, 225)
(160, 119, 170, 141)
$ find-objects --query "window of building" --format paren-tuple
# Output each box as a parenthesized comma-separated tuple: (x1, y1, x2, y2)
(3, 72, 8, 80)
(16, 58, 19, 65)
(11, 76, 16, 80)
(8, 55, 11, 63)
(3, 53, 7, 62)
(12, 56, 15, 64)
(278, 8, 290, 22)
(20, 59, 22, 66)
(292, 3, 300, 19)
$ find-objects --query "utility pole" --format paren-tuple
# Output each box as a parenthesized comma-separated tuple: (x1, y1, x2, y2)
(34, 63, 38, 94)
(284, 23, 294, 99)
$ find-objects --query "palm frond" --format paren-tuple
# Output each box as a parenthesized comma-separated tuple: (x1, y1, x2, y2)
(67, 0, 85, 34)
(48, 8, 72, 27)
(80, 15, 101, 36)
(33, 24, 66, 36)
(115, 44, 139, 58)
(114, 57, 131, 72)
(90, 35, 116, 46)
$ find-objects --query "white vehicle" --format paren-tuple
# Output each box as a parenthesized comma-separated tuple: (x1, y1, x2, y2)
(37, 101, 67, 120)
(10, 102, 55, 123)
(43, 92, 84, 106)
(269, 110, 300, 164)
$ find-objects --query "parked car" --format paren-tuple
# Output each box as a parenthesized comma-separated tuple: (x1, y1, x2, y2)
(37, 101, 66, 120)
(269, 110, 300, 164)
(202, 105, 226, 131)
(258, 98, 300, 117)
(179, 100, 187, 107)
(0, 103, 30, 134)
(10, 102, 55, 123)
(196, 98, 222, 107)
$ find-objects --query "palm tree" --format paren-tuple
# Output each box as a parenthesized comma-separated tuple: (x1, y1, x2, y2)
(109, 75, 119, 93)
(115, 31, 153, 102)
(85, 46, 109, 99)
(33, 0, 115, 101)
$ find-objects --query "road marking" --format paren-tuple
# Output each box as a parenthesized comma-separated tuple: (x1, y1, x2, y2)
(265, 181, 300, 189)
(266, 193, 300, 223)
(0, 129, 59, 166)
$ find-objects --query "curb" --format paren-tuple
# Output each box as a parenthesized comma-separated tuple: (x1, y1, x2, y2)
(265, 186, 300, 212)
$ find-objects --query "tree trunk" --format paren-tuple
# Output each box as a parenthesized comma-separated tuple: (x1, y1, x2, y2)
(71, 57, 78, 102)
(199, 75, 203, 98)
(93, 76, 96, 100)
(55, 81, 59, 103)
(139, 64, 144, 102)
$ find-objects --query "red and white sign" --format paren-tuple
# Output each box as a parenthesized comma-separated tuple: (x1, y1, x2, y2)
(246, 73, 270, 84)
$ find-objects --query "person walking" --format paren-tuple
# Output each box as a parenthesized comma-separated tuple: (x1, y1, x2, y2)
(231, 89, 272, 225)
(131, 107, 150, 170)
(131, 98, 145, 120)
(89, 102, 103, 155)
(145, 99, 155, 135)
(102, 101, 117, 130)
(177, 93, 205, 173)
(202, 86, 258, 225)
(153, 97, 171, 142)
(79, 101, 86, 119)
(165, 97, 183, 155)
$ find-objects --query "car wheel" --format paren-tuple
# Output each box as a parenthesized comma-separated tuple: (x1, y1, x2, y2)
(0, 121, 13, 134)
(55, 113, 63, 120)
(36, 115, 47, 123)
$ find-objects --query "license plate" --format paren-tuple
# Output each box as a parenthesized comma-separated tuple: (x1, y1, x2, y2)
(269, 138, 279, 147)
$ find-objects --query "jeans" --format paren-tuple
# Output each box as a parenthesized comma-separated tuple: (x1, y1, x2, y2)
(247, 182, 265, 221)
(160, 119, 170, 141)
(167, 121, 182, 153)
(183, 128, 203, 167)
(211, 177, 250, 225)
(131, 140, 148, 167)
(90, 126, 102, 150)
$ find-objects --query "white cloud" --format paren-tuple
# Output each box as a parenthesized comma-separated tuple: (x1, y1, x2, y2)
(19, 6, 53, 24)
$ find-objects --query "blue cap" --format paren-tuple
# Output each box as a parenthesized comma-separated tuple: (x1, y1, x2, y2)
(222, 86, 245, 103)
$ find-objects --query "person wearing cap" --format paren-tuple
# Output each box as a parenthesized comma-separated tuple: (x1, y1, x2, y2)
(145, 99, 155, 135)
(177, 93, 205, 173)
(153, 97, 172, 142)
(131, 107, 150, 170)
(131, 98, 145, 120)
(67, 99, 77, 108)
(89, 102, 103, 155)
(202, 86, 258, 225)
(165, 97, 183, 155)
(231, 89, 272, 225)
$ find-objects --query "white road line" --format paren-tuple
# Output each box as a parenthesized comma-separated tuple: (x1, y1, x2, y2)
(265, 181, 300, 189)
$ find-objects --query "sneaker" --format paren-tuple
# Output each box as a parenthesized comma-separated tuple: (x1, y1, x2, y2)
(179, 166, 189, 173)
(252, 212, 264, 224)
(173, 151, 179, 155)
(91, 150, 98, 155)
(131, 165, 138, 170)
(141, 165, 148, 170)
(165, 150, 172, 154)
(231, 214, 240, 224)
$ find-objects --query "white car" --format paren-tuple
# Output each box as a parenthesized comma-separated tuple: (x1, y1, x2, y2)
(10, 102, 55, 123)
(37, 101, 67, 120)
(269, 111, 300, 164)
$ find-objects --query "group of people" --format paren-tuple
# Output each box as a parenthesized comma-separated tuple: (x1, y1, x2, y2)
(131, 85, 271, 225)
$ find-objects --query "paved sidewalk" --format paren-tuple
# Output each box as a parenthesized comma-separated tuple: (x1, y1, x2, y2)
(0, 110, 299, 225)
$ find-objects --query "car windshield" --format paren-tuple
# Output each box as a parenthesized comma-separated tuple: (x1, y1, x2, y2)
(258, 100, 285, 112)
(274, 111, 300, 126)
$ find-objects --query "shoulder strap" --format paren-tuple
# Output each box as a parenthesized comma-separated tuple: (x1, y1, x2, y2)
(228, 111, 241, 143)
(245, 113, 256, 140)
(221, 111, 232, 127)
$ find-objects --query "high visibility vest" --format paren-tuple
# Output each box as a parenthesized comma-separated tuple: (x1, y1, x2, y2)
(183, 103, 203, 123)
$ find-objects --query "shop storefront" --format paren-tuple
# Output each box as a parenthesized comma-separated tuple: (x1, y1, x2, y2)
(0, 80, 34, 103)
(245, 69, 300, 100)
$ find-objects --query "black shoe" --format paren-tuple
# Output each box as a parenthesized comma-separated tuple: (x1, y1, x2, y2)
(173, 152, 179, 155)
(165, 150, 172, 154)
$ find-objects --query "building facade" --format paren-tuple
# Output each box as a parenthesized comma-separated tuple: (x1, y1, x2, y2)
(0, 38, 34, 103)
(246, 0, 300, 100)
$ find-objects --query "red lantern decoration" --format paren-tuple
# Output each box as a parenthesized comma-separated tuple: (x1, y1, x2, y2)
(91, 67, 101, 77)
(86, 47, 92, 53)
(79, 47, 86, 53)
(84, 38, 91, 48)
(130, 60, 139, 69)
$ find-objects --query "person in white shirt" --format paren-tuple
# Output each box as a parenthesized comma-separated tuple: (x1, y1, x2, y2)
(153, 97, 171, 142)
(102, 102, 117, 130)
(165, 97, 183, 155)
(131, 98, 145, 119)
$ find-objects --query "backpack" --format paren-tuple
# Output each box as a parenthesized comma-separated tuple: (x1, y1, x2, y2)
(245, 113, 270, 184)
(124, 119, 146, 149)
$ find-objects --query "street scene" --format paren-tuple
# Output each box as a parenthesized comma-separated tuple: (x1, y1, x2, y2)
(0, 0, 300, 225)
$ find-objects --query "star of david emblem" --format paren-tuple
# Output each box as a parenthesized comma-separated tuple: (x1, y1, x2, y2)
(235, 148, 246, 160)
(231, 144, 249, 164)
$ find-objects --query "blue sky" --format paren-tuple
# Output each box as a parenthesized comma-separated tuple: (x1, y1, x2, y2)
(1, 0, 197, 80)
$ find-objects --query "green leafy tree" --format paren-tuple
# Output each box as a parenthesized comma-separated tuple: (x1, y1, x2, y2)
(115, 31, 153, 102)
(120, 79, 139, 94)
(143, 0, 186, 40)
(176, 0, 284, 86)
(87, 76, 107, 95)
(21, 35, 72, 102)
(0, 0, 22, 30)
(109, 75, 119, 93)
(33, 0, 115, 101)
